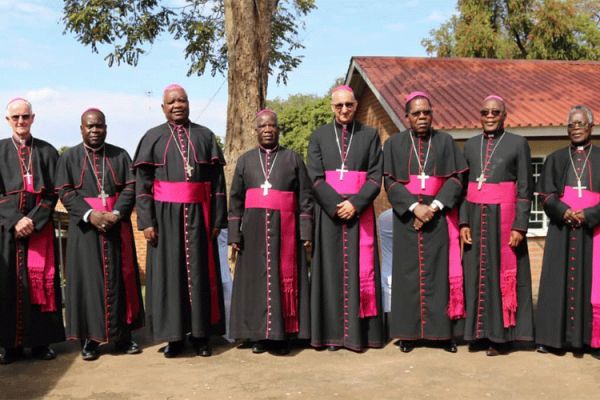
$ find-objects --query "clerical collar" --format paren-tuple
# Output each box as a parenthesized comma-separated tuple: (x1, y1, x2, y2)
(83, 143, 106, 153)
(334, 120, 355, 129)
(570, 142, 591, 152)
(12, 133, 32, 147)
(483, 130, 505, 139)
(411, 129, 432, 140)
(169, 120, 191, 130)
(259, 145, 279, 153)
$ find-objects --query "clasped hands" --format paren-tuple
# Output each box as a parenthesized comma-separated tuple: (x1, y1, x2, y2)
(89, 211, 120, 233)
(14, 216, 34, 239)
(412, 203, 437, 231)
(563, 208, 585, 228)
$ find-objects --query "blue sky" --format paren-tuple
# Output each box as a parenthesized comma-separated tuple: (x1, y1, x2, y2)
(0, 0, 456, 153)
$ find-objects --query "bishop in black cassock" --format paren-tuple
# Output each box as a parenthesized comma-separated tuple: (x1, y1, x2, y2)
(0, 98, 64, 365)
(56, 109, 144, 361)
(383, 92, 467, 353)
(536, 106, 600, 360)
(228, 110, 313, 355)
(459, 96, 534, 356)
(133, 84, 227, 358)
(307, 85, 385, 352)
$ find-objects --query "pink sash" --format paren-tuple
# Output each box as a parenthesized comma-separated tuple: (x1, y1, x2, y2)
(245, 188, 298, 333)
(153, 180, 220, 324)
(466, 181, 518, 328)
(325, 170, 377, 318)
(560, 186, 600, 348)
(84, 196, 141, 325)
(404, 175, 464, 319)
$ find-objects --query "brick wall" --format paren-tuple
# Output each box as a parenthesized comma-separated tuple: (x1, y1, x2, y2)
(131, 209, 147, 282)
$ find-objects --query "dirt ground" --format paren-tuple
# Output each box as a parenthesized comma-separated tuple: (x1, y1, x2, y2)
(1, 329, 599, 400)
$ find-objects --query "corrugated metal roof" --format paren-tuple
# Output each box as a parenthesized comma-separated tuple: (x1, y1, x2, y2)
(348, 57, 600, 131)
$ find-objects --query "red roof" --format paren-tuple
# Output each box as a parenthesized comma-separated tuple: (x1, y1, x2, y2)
(347, 57, 600, 131)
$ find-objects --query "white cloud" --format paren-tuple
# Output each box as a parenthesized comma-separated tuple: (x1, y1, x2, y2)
(0, 1, 59, 21)
(0, 88, 227, 155)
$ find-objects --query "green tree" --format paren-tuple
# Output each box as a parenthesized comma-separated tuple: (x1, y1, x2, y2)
(422, 0, 600, 60)
(61, 0, 315, 182)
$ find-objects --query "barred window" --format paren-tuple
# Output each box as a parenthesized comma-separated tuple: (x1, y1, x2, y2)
(529, 157, 547, 232)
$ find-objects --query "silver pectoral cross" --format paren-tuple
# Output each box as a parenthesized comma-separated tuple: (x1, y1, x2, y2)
(98, 189, 109, 207)
(476, 173, 487, 190)
(417, 171, 429, 190)
(185, 163, 194, 178)
(336, 163, 348, 181)
(24, 172, 32, 185)
(574, 179, 587, 198)
(261, 180, 272, 196)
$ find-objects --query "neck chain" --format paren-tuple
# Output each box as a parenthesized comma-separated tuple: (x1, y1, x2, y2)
(477, 132, 506, 190)
(409, 130, 432, 174)
(568, 145, 592, 198)
(168, 123, 193, 178)
(84, 145, 108, 206)
(11, 136, 34, 185)
(258, 147, 279, 196)
(333, 120, 355, 180)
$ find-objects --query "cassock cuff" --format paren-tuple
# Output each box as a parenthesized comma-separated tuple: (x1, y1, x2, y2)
(432, 199, 445, 210)
(409, 202, 419, 212)
(82, 209, 93, 223)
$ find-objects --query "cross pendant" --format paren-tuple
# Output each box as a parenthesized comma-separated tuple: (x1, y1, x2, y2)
(24, 172, 32, 185)
(261, 180, 272, 196)
(336, 163, 348, 181)
(98, 190, 108, 207)
(476, 173, 486, 190)
(574, 179, 587, 198)
(417, 171, 429, 190)
(185, 163, 194, 178)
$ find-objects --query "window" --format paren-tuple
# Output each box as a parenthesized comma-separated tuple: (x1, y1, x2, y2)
(529, 157, 548, 235)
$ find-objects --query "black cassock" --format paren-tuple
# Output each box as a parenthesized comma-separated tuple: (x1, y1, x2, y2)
(228, 147, 313, 341)
(0, 137, 65, 349)
(307, 121, 385, 351)
(460, 131, 534, 343)
(536, 144, 600, 349)
(383, 130, 467, 340)
(133, 122, 227, 342)
(56, 143, 144, 343)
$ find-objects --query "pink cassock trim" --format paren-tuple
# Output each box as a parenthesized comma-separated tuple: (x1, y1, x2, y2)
(85, 196, 141, 324)
(325, 170, 378, 318)
(560, 186, 600, 348)
(466, 181, 518, 328)
(245, 188, 299, 333)
(403, 175, 464, 319)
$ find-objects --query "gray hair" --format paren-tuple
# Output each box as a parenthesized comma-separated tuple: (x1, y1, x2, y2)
(6, 98, 33, 116)
(568, 105, 594, 125)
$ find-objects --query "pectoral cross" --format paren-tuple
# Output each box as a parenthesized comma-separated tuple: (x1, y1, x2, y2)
(476, 173, 487, 191)
(417, 171, 429, 190)
(98, 189, 109, 207)
(261, 180, 272, 196)
(336, 163, 348, 181)
(185, 163, 194, 178)
(24, 172, 32, 185)
(574, 179, 587, 198)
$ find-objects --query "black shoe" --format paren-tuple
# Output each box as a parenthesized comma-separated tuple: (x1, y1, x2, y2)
(237, 341, 253, 349)
(0, 347, 21, 365)
(115, 340, 142, 355)
(252, 341, 268, 354)
(399, 341, 414, 353)
(590, 349, 600, 360)
(81, 340, 100, 361)
(190, 337, 211, 357)
(271, 341, 290, 356)
(327, 345, 340, 352)
(163, 341, 184, 358)
(443, 341, 458, 353)
(536, 345, 549, 354)
(32, 345, 56, 361)
(468, 340, 489, 353)
(486, 344, 508, 357)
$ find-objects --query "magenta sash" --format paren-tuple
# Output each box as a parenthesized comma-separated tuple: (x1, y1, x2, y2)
(325, 170, 377, 318)
(84, 196, 141, 325)
(560, 186, 600, 348)
(245, 188, 299, 333)
(404, 175, 464, 319)
(466, 181, 518, 328)
(153, 180, 220, 324)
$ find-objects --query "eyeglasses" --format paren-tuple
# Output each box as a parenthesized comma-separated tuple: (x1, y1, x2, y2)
(9, 114, 31, 122)
(410, 110, 432, 117)
(567, 122, 590, 129)
(333, 102, 356, 111)
(480, 109, 502, 117)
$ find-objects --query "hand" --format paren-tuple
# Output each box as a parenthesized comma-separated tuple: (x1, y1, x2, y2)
(211, 228, 220, 239)
(563, 208, 583, 228)
(303, 240, 312, 255)
(336, 200, 356, 220)
(230, 242, 241, 263)
(144, 227, 158, 247)
(413, 217, 424, 231)
(460, 226, 472, 245)
(573, 210, 586, 226)
(89, 211, 114, 233)
(14, 216, 34, 239)
(413, 204, 434, 224)
(508, 230, 524, 248)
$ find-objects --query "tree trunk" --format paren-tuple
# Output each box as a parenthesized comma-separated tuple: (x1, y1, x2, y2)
(223, 0, 275, 187)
